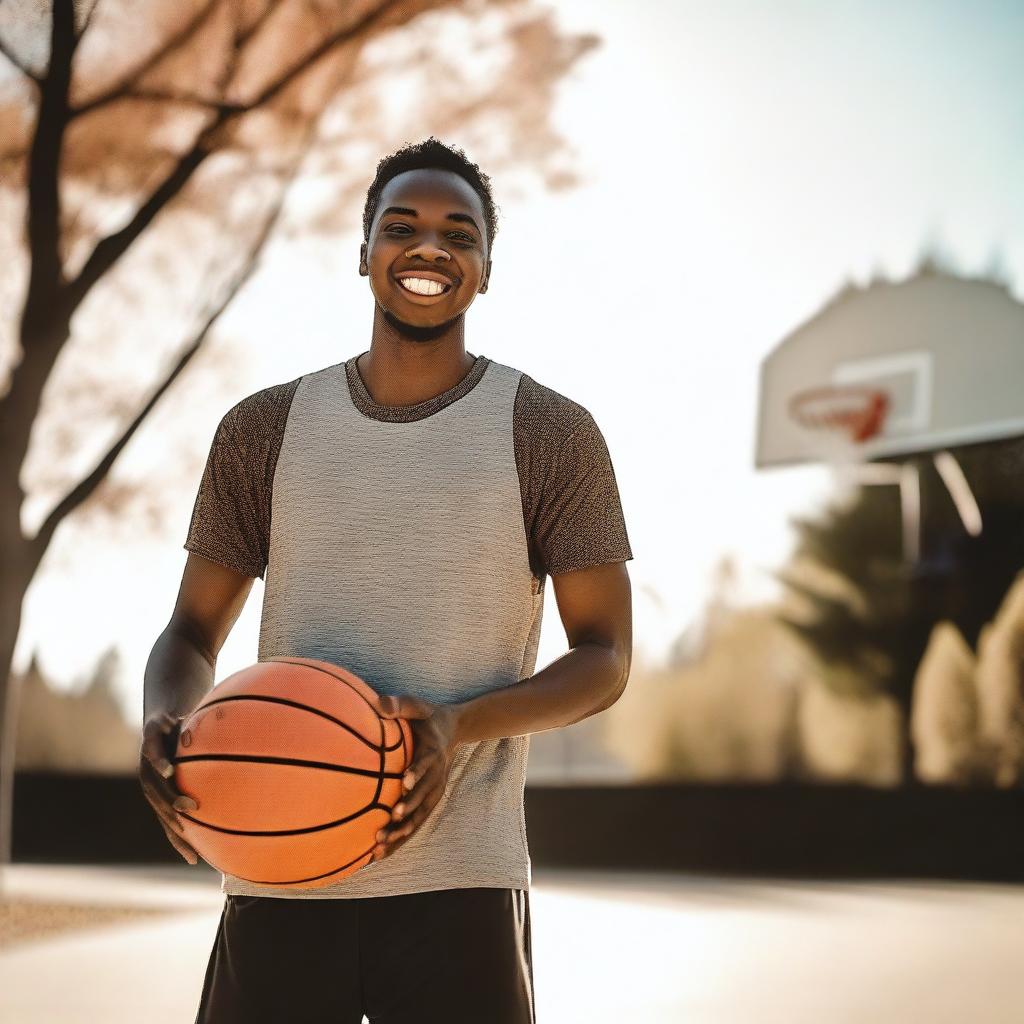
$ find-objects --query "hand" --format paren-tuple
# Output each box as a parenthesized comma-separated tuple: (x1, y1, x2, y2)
(138, 710, 200, 865)
(370, 696, 461, 863)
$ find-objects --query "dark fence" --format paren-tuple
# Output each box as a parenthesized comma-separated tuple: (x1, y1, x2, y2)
(13, 771, 1024, 882)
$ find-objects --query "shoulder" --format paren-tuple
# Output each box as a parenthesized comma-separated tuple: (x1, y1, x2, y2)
(512, 370, 595, 451)
(218, 375, 305, 447)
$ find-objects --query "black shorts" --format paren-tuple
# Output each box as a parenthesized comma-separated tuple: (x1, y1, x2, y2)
(195, 886, 536, 1024)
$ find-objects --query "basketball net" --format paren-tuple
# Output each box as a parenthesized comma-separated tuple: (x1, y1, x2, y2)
(789, 385, 889, 447)
(787, 386, 982, 567)
(789, 385, 921, 561)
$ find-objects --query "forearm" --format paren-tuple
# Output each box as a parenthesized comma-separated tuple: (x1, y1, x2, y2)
(142, 623, 216, 724)
(452, 642, 627, 745)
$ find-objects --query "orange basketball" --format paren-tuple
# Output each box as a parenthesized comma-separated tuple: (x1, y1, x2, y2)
(172, 656, 413, 889)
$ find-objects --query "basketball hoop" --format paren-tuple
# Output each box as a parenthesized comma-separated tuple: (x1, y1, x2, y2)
(787, 384, 920, 560)
(788, 386, 890, 443)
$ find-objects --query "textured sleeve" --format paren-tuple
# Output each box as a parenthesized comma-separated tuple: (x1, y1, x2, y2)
(515, 374, 634, 578)
(183, 378, 300, 580)
(184, 410, 267, 579)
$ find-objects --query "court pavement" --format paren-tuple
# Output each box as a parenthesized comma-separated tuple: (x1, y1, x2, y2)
(1, 863, 1022, 1023)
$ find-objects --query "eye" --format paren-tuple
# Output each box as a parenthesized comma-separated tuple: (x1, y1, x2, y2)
(384, 224, 476, 243)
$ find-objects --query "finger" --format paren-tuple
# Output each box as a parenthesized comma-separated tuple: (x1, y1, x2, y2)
(391, 763, 440, 822)
(162, 795, 200, 832)
(373, 830, 410, 861)
(378, 816, 422, 857)
(140, 784, 199, 839)
(145, 794, 183, 835)
(402, 756, 432, 793)
(140, 758, 199, 814)
(158, 807, 187, 836)
(161, 822, 199, 865)
(139, 754, 174, 797)
(142, 788, 191, 836)
(142, 734, 174, 779)
(384, 697, 430, 720)
(388, 799, 432, 842)
(402, 745, 443, 794)
(385, 787, 442, 844)
(373, 805, 419, 858)
(138, 737, 188, 790)
(141, 713, 181, 778)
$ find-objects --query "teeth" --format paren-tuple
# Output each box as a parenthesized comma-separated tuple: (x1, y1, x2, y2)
(399, 277, 448, 296)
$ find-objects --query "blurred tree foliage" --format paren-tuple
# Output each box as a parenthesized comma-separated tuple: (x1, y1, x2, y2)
(15, 647, 139, 773)
(777, 434, 1024, 777)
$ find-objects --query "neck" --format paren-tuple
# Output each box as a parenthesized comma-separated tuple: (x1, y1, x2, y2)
(358, 303, 475, 407)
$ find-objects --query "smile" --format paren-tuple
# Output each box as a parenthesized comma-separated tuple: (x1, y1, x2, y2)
(397, 277, 452, 298)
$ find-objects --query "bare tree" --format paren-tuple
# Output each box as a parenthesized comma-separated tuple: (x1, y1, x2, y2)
(0, 0, 599, 876)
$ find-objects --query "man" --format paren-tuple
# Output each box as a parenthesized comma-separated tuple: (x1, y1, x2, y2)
(139, 136, 633, 1023)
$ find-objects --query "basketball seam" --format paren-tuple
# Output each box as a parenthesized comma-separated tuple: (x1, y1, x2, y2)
(178, 656, 409, 886)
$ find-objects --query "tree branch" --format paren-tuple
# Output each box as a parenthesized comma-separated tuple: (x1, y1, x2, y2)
(127, 87, 230, 108)
(242, 1, 394, 113)
(228, 0, 277, 58)
(63, 138, 213, 311)
(69, 0, 221, 119)
(68, 0, 279, 121)
(27, 72, 328, 572)
(21, 2, 78, 332)
(80, 86, 236, 113)
(63, 0, 404, 316)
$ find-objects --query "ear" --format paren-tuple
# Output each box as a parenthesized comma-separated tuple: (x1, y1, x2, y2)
(359, 242, 368, 275)
(479, 258, 492, 294)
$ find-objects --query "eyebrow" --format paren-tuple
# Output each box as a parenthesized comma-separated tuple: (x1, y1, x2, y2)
(379, 206, 482, 235)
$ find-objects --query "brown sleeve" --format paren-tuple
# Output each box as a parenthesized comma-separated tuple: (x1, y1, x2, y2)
(514, 374, 634, 579)
(183, 378, 301, 580)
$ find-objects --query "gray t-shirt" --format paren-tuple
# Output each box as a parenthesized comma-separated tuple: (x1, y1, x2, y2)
(184, 352, 632, 898)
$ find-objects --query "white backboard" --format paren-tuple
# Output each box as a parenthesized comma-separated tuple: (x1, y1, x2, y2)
(756, 269, 1024, 467)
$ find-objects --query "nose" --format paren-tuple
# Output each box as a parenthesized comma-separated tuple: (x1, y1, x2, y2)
(404, 237, 451, 261)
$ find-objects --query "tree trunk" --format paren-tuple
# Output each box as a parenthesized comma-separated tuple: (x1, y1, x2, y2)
(0, 549, 32, 890)
(0, 318, 74, 883)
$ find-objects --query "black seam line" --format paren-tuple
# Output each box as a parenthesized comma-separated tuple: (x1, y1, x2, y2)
(268, 659, 387, 811)
(243, 843, 378, 886)
(174, 753, 405, 778)
(399, 714, 409, 780)
(196, 694, 403, 753)
(180, 801, 395, 837)
(268, 658, 395, 807)
(374, 699, 385, 808)
(271, 657, 377, 713)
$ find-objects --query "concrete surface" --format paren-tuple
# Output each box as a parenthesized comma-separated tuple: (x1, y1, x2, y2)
(1, 864, 1022, 1023)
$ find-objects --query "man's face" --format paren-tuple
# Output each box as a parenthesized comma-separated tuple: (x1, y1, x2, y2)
(362, 168, 491, 329)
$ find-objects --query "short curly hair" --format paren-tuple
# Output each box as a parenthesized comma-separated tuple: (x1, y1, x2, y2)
(362, 136, 499, 256)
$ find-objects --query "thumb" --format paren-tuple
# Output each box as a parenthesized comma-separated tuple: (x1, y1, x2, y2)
(381, 695, 431, 719)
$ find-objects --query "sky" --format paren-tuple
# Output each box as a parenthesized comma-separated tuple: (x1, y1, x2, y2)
(11, 0, 1024, 724)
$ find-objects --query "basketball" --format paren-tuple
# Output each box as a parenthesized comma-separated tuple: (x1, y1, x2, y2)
(172, 657, 414, 889)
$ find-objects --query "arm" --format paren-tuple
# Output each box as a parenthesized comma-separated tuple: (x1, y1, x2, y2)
(452, 560, 632, 745)
(144, 552, 255, 723)
(371, 559, 632, 861)
(138, 552, 255, 863)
